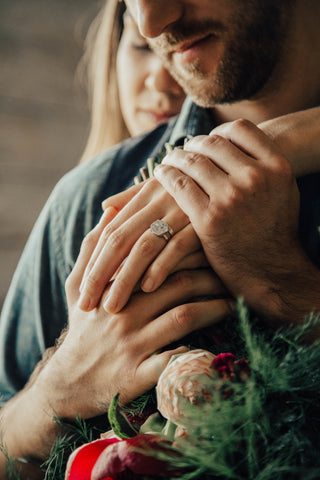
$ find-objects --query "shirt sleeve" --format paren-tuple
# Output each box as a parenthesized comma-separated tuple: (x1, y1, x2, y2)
(0, 122, 175, 406)
(0, 185, 71, 405)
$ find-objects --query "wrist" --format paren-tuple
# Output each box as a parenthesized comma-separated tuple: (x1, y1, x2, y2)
(256, 253, 320, 332)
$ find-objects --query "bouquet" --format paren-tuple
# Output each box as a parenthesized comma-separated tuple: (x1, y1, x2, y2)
(60, 303, 320, 480)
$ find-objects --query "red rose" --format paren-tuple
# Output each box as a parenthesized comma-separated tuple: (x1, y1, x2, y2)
(65, 434, 181, 480)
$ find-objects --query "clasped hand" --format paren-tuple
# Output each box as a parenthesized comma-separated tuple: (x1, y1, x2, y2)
(78, 119, 303, 319)
(52, 214, 228, 417)
(47, 120, 308, 419)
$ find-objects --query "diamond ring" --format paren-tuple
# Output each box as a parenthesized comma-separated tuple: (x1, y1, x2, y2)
(150, 220, 174, 241)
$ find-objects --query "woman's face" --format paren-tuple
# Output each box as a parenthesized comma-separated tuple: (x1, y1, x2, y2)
(116, 12, 186, 137)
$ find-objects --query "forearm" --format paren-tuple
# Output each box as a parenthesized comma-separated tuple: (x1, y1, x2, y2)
(253, 250, 320, 337)
(0, 338, 68, 479)
(258, 106, 320, 177)
(0, 383, 60, 479)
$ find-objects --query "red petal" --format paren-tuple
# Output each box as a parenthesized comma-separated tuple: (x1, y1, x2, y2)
(121, 435, 175, 475)
(92, 434, 180, 479)
(66, 438, 120, 480)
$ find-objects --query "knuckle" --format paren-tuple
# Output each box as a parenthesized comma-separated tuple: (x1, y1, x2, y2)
(172, 304, 193, 330)
(114, 275, 131, 297)
(231, 117, 254, 133)
(243, 166, 265, 192)
(224, 183, 244, 206)
(84, 272, 100, 293)
(140, 177, 159, 195)
(203, 133, 226, 148)
(81, 231, 96, 252)
(173, 174, 191, 194)
(108, 228, 125, 251)
(183, 151, 202, 167)
(171, 269, 194, 292)
(206, 202, 224, 226)
(137, 235, 156, 256)
(101, 224, 114, 242)
(272, 153, 293, 179)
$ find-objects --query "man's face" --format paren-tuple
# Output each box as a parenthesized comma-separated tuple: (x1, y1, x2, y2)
(125, 0, 294, 107)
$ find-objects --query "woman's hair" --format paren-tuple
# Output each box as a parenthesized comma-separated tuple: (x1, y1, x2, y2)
(79, 0, 129, 163)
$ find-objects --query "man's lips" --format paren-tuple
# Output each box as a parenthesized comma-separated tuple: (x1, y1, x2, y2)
(170, 34, 215, 64)
(174, 34, 213, 53)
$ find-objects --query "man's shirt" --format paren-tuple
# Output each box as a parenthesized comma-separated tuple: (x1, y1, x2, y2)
(0, 97, 319, 405)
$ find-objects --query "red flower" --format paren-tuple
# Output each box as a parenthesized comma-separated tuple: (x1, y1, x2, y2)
(212, 353, 250, 382)
(211, 353, 250, 398)
(66, 437, 120, 480)
(65, 434, 181, 480)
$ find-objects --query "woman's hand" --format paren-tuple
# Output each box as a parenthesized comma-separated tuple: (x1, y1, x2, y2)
(78, 177, 208, 314)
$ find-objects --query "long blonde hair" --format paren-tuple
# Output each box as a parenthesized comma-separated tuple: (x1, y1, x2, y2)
(79, 0, 130, 163)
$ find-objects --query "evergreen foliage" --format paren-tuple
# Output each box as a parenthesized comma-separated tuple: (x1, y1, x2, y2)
(3, 303, 320, 479)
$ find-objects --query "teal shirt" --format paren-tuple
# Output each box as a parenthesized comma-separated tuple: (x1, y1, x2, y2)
(0, 98, 319, 405)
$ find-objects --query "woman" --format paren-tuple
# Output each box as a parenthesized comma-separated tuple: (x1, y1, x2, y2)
(79, 0, 186, 163)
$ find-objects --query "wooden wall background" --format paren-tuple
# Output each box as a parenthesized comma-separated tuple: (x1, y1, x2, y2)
(0, 0, 100, 308)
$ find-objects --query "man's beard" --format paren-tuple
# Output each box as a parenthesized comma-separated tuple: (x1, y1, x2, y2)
(149, 2, 294, 107)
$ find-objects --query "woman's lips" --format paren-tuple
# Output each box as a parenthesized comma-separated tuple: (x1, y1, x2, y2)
(141, 109, 178, 124)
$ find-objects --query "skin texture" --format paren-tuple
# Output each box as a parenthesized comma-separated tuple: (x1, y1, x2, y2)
(77, 0, 320, 321)
(79, 109, 320, 319)
(128, 0, 294, 108)
(0, 208, 229, 476)
(1, 1, 320, 478)
(117, 12, 185, 136)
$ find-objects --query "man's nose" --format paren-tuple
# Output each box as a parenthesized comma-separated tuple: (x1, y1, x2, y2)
(132, 0, 184, 38)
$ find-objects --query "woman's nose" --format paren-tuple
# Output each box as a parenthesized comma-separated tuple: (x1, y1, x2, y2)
(145, 61, 184, 97)
(132, 0, 183, 38)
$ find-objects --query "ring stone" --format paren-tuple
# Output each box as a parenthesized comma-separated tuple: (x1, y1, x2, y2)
(150, 220, 174, 241)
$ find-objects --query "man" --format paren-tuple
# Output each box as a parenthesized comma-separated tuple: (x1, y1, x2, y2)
(0, 0, 320, 478)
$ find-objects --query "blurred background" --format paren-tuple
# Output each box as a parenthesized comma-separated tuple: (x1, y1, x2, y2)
(0, 0, 100, 308)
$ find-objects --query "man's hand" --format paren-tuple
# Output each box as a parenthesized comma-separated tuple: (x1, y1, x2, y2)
(0, 224, 230, 475)
(155, 119, 320, 322)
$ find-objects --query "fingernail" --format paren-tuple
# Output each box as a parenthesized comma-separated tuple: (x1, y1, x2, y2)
(78, 292, 91, 311)
(141, 277, 154, 292)
(153, 164, 163, 176)
(103, 295, 118, 313)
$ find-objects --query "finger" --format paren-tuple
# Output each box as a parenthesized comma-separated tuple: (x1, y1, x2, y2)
(122, 269, 226, 331)
(101, 178, 164, 232)
(65, 207, 118, 302)
(181, 134, 253, 178)
(101, 182, 144, 211)
(101, 213, 190, 314)
(209, 118, 285, 170)
(142, 298, 231, 354)
(154, 164, 209, 230)
(78, 205, 163, 311)
(172, 250, 210, 272)
(140, 224, 202, 293)
(133, 346, 190, 397)
(79, 180, 174, 310)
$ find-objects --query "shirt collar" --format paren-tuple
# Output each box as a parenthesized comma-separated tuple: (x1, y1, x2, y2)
(169, 96, 217, 146)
